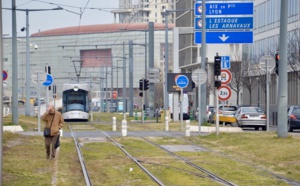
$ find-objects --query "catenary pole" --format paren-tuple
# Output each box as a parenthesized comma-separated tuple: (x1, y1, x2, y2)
(278, 0, 288, 138)
(123, 42, 126, 114)
(12, 0, 19, 124)
(164, 11, 169, 118)
(0, 0, 4, 182)
(129, 40, 133, 116)
(200, 0, 207, 125)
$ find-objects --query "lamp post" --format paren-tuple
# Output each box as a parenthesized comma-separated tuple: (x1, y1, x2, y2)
(256, 77, 260, 107)
(14, 7, 63, 116)
(163, 9, 192, 119)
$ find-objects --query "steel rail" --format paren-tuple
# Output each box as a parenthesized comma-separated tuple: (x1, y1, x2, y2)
(68, 123, 92, 186)
(139, 136, 237, 186)
(100, 131, 165, 186)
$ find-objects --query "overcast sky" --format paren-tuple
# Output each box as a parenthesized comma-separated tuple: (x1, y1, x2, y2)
(3, 0, 119, 36)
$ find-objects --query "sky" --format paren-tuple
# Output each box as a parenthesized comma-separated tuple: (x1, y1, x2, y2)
(2, 0, 119, 36)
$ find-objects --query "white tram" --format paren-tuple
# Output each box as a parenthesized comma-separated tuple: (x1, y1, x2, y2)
(62, 83, 90, 121)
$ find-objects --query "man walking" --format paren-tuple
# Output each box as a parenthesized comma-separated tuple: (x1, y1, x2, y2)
(42, 104, 64, 159)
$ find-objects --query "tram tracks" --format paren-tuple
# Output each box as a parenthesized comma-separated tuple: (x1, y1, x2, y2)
(67, 122, 300, 185)
(68, 123, 239, 185)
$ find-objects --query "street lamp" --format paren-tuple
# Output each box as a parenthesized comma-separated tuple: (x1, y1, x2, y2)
(7, 7, 63, 117)
(256, 77, 260, 107)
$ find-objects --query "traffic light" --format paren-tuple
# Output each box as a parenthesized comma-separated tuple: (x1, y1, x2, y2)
(275, 53, 279, 75)
(139, 92, 143, 97)
(215, 80, 221, 89)
(143, 79, 149, 91)
(139, 79, 143, 91)
(214, 56, 221, 76)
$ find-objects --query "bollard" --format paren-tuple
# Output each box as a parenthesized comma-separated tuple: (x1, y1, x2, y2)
(122, 119, 127, 136)
(185, 120, 190, 137)
(59, 129, 63, 137)
(112, 117, 116, 131)
(134, 111, 138, 120)
(165, 117, 169, 131)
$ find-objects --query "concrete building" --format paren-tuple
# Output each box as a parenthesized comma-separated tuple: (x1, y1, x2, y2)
(173, 0, 244, 112)
(112, 0, 175, 23)
(242, 0, 300, 109)
(3, 23, 173, 111)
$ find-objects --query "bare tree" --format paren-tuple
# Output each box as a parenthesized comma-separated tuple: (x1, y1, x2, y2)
(154, 82, 164, 108)
(287, 28, 300, 80)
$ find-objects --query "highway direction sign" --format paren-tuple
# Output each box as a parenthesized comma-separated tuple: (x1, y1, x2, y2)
(194, 31, 253, 44)
(194, 2, 254, 16)
(176, 75, 189, 88)
(218, 85, 232, 101)
(194, 17, 253, 30)
(221, 56, 230, 69)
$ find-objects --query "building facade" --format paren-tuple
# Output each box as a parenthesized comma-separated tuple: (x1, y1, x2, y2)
(242, 0, 300, 110)
(112, 0, 175, 23)
(3, 23, 173, 110)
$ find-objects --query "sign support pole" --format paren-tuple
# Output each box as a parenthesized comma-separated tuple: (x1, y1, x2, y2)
(37, 72, 41, 132)
(266, 60, 270, 132)
(180, 88, 184, 130)
(198, 73, 201, 134)
(216, 88, 219, 136)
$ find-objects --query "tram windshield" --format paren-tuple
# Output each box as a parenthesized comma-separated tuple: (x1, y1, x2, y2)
(63, 89, 90, 112)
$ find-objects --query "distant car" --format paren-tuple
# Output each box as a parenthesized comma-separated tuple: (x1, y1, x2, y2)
(209, 105, 238, 124)
(195, 105, 214, 121)
(34, 98, 45, 106)
(287, 106, 300, 132)
(235, 107, 267, 130)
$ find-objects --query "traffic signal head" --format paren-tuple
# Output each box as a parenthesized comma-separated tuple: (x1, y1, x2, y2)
(143, 79, 149, 91)
(275, 53, 279, 75)
(139, 79, 143, 91)
(215, 80, 221, 89)
(214, 56, 221, 76)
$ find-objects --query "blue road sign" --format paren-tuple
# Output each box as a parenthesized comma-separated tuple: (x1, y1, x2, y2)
(194, 2, 254, 16)
(194, 31, 253, 44)
(42, 74, 54, 86)
(3, 70, 8, 81)
(194, 17, 253, 30)
(221, 56, 230, 69)
(176, 75, 189, 88)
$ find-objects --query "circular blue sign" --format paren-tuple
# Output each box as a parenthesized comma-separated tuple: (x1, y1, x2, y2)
(3, 70, 8, 81)
(176, 75, 189, 88)
(42, 74, 54, 86)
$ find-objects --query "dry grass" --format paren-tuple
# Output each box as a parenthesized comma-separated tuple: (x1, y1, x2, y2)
(3, 114, 300, 185)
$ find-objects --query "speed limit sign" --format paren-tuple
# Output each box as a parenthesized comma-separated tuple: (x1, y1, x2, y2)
(218, 85, 232, 101)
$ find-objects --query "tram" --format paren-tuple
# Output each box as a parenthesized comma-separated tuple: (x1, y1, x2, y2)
(62, 83, 90, 121)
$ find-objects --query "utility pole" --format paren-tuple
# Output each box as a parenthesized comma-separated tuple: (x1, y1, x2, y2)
(278, 0, 288, 138)
(129, 40, 134, 117)
(200, 0, 207, 124)
(12, 0, 18, 124)
(148, 22, 154, 118)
